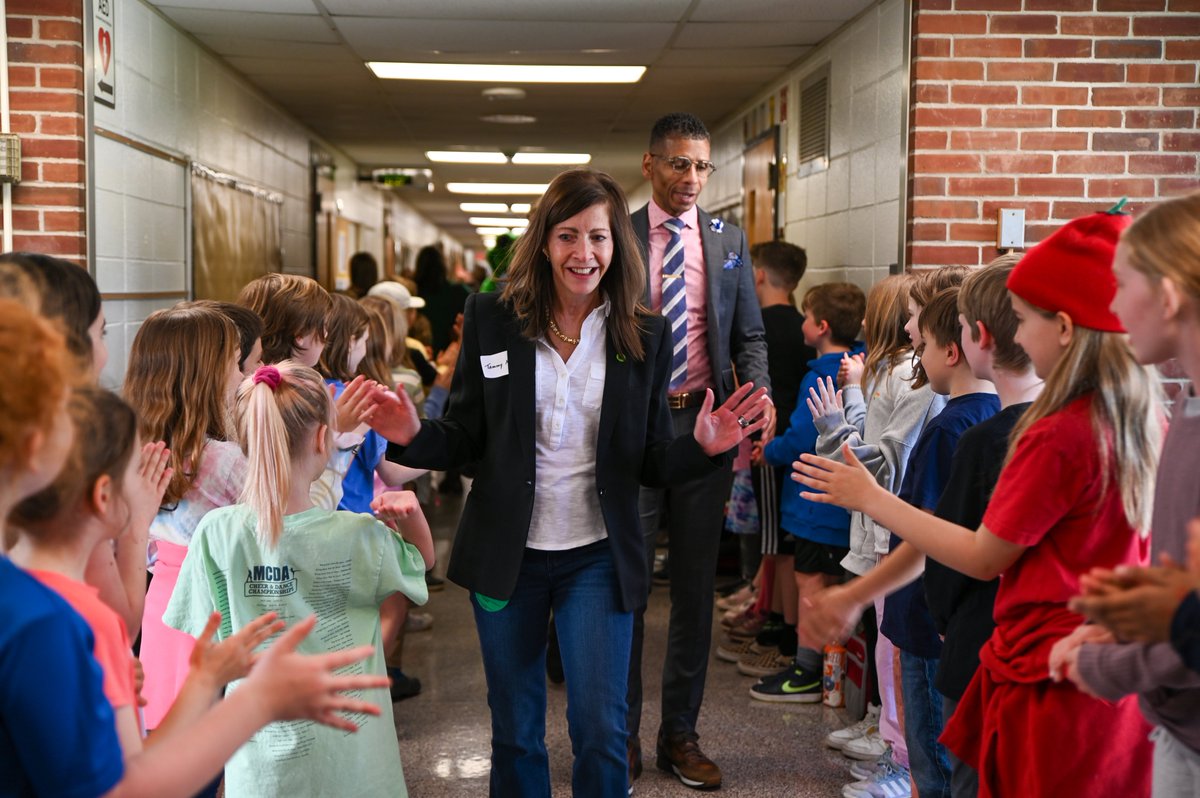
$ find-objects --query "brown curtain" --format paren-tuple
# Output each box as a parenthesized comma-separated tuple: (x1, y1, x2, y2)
(192, 165, 283, 301)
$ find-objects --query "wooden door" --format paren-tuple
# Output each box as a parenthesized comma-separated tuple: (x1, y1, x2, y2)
(743, 131, 778, 247)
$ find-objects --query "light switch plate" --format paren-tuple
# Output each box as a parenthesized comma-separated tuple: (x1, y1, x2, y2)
(998, 209, 1025, 249)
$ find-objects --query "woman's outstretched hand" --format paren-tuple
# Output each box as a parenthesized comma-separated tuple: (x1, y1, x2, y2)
(791, 443, 879, 513)
(693, 382, 771, 457)
(364, 388, 421, 446)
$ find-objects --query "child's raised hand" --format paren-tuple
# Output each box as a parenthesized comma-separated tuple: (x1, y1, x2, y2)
(792, 444, 879, 513)
(371, 490, 420, 527)
(332, 375, 384, 434)
(838, 352, 864, 388)
(806, 376, 843, 422)
(125, 441, 173, 531)
(189, 611, 284, 691)
(244, 615, 389, 732)
(1048, 623, 1113, 682)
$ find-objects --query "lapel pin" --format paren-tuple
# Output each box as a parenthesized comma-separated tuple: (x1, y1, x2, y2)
(616, 353, 626, 363)
(709, 218, 724, 233)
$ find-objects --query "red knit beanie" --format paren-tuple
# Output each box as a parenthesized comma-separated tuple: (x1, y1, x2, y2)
(1006, 200, 1132, 332)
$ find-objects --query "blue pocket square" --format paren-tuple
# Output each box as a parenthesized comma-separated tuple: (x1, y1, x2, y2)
(722, 252, 743, 270)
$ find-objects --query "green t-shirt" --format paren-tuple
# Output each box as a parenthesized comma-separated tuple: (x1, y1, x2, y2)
(164, 504, 427, 797)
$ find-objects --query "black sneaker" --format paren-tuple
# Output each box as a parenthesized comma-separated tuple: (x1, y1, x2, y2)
(748, 665, 822, 703)
(751, 620, 785, 653)
(388, 668, 422, 702)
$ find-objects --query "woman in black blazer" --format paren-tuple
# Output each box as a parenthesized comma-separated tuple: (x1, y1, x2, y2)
(369, 169, 769, 798)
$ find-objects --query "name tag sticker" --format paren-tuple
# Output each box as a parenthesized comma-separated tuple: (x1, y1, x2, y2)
(480, 350, 509, 378)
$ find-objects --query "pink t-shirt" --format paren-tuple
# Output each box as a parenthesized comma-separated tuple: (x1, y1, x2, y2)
(647, 200, 713, 394)
(32, 569, 138, 712)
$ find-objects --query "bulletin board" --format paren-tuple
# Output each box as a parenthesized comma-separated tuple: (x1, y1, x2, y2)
(191, 163, 283, 301)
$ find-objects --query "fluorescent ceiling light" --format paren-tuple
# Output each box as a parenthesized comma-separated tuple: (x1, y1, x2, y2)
(448, 182, 547, 195)
(511, 152, 591, 165)
(369, 62, 646, 84)
(460, 202, 509, 213)
(469, 216, 530, 227)
(426, 150, 507, 164)
(476, 227, 512, 235)
(510, 203, 532, 214)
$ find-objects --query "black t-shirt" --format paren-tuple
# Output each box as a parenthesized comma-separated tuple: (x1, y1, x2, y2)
(760, 304, 815, 437)
(925, 402, 1032, 700)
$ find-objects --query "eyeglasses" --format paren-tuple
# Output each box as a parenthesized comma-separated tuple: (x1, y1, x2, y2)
(650, 154, 717, 176)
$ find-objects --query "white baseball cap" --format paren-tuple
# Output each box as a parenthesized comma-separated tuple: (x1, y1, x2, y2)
(367, 280, 426, 310)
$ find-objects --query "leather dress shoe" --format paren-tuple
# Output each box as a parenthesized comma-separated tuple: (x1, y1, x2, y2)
(656, 730, 721, 790)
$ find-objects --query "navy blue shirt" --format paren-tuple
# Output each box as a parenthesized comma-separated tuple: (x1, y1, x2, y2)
(881, 392, 1000, 657)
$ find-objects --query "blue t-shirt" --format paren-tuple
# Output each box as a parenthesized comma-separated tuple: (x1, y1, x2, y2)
(881, 392, 1000, 657)
(328, 379, 390, 514)
(0, 556, 123, 798)
(764, 345, 865, 546)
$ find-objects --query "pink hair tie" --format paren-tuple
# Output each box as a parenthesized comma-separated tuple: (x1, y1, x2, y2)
(252, 365, 283, 391)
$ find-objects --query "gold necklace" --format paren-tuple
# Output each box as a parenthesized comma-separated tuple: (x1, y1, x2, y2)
(547, 313, 580, 345)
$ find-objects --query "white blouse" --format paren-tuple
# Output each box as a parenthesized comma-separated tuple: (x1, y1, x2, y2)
(526, 301, 610, 551)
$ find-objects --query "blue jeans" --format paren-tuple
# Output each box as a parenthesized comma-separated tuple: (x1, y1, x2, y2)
(900, 650, 952, 798)
(472, 540, 633, 798)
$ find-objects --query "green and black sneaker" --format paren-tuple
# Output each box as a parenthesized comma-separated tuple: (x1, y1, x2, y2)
(748, 665, 822, 703)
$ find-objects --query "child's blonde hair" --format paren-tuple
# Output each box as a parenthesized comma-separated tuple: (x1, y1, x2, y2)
(125, 304, 239, 506)
(318, 293, 370, 383)
(1121, 190, 1200, 301)
(861, 274, 914, 393)
(235, 361, 332, 547)
(0, 299, 73, 473)
(237, 274, 332, 365)
(1007, 316, 1162, 533)
(358, 296, 396, 390)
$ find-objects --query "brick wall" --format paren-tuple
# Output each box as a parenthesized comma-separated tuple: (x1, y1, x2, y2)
(907, 0, 1200, 269)
(3, 0, 86, 260)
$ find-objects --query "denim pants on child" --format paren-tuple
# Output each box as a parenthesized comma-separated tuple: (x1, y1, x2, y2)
(900, 650, 953, 798)
(472, 540, 633, 798)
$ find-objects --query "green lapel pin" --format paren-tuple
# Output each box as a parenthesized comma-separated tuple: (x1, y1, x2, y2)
(616, 353, 626, 363)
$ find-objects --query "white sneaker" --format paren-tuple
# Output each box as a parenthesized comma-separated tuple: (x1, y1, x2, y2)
(843, 730, 888, 761)
(825, 704, 881, 749)
(849, 758, 880, 781)
(842, 750, 911, 798)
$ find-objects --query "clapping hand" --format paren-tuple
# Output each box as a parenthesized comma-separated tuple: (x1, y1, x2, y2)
(838, 353, 864, 388)
(125, 441, 172, 533)
(1048, 623, 1113, 691)
(1068, 555, 1200, 644)
(692, 383, 771, 457)
(799, 584, 862, 648)
(332, 375, 385, 434)
(189, 611, 285, 692)
(245, 616, 389, 732)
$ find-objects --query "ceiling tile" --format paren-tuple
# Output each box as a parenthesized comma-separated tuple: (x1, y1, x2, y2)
(156, 8, 340, 41)
(673, 20, 845, 49)
(691, 0, 874, 23)
(320, 0, 690, 22)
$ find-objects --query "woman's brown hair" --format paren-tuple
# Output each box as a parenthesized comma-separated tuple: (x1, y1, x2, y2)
(502, 168, 649, 361)
(124, 304, 238, 506)
(317, 293, 370, 382)
(237, 273, 332, 365)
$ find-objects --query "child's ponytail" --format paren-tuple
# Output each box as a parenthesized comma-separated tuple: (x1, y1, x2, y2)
(235, 362, 331, 548)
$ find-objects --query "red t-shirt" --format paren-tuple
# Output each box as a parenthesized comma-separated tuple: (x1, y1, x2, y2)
(32, 570, 138, 712)
(984, 394, 1150, 630)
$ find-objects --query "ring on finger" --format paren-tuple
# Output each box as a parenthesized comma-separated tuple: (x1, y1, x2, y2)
(737, 416, 750, 429)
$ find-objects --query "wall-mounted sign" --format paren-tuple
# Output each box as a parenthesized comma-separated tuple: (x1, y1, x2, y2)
(93, 0, 115, 108)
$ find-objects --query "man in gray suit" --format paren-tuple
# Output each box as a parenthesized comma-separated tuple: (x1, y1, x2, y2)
(627, 112, 771, 790)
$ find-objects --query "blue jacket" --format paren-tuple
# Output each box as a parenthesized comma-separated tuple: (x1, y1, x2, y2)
(764, 345, 864, 546)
